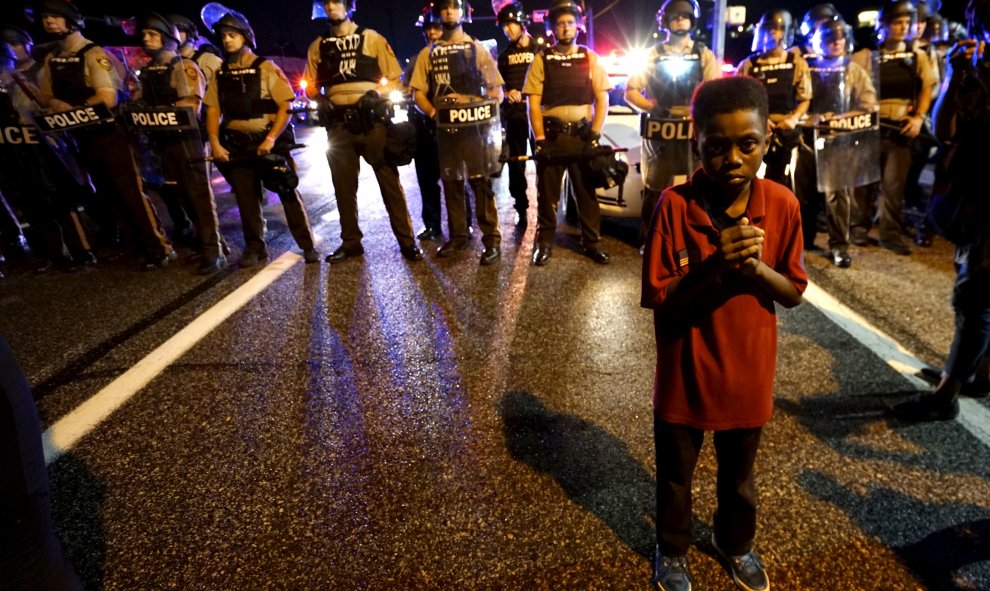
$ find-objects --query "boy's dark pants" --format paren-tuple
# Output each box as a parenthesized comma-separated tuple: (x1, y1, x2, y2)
(654, 418, 763, 557)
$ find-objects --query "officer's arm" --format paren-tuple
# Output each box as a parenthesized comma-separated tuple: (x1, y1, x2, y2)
(87, 87, 118, 109)
(590, 89, 608, 136)
(206, 104, 222, 149)
(413, 89, 435, 118)
(259, 101, 292, 156)
(176, 95, 201, 111)
(624, 85, 654, 112)
(528, 94, 544, 140)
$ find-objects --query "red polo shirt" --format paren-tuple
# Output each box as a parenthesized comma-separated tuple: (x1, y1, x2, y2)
(641, 171, 808, 430)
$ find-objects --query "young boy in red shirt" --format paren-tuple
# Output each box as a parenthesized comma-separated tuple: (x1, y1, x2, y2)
(641, 76, 807, 591)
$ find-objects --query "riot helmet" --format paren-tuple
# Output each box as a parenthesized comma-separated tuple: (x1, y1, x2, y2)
(811, 18, 852, 56)
(203, 4, 256, 50)
(657, 0, 700, 35)
(751, 9, 794, 53)
(0, 26, 33, 48)
(916, 0, 940, 22)
(494, 2, 530, 28)
(877, 0, 916, 28)
(416, 4, 441, 28)
(137, 12, 181, 49)
(0, 41, 15, 74)
(546, 0, 586, 36)
(432, 0, 473, 25)
(313, 0, 356, 24)
(166, 14, 200, 41)
(799, 4, 839, 40)
(922, 14, 948, 43)
(28, 0, 85, 30)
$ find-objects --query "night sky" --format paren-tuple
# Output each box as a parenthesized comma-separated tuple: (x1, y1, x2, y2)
(1, 0, 969, 64)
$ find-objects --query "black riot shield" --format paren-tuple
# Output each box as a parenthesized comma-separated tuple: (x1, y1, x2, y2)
(813, 112, 881, 193)
(119, 104, 201, 186)
(436, 98, 502, 181)
(640, 114, 696, 191)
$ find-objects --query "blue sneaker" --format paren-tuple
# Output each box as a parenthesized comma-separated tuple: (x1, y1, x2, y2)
(652, 545, 692, 591)
(712, 535, 770, 591)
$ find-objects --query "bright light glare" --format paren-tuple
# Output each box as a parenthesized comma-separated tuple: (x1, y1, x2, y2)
(299, 78, 308, 90)
(379, 77, 388, 86)
(624, 47, 652, 76)
(720, 62, 736, 74)
(388, 90, 404, 104)
(659, 56, 692, 79)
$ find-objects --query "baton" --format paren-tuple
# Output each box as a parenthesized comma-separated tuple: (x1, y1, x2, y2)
(503, 146, 629, 164)
(188, 143, 307, 164)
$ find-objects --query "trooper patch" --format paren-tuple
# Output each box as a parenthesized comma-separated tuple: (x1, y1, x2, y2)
(185, 65, 199, 83)
(95, 55, 112, 72)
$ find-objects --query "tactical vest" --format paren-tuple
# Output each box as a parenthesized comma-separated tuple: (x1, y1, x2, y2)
(541, 46, 593, 108)
(428, 40, 485, 99)
(876, 50, 919, 102)
(49, 43, 99, 107)
(748, 51, 797, 115)
(498, 42, 536, 93)
(316, 27, 382, 89)
(807, 56, 848, 115)
(139, 55, 182, 106)
(216, 56, 279, 120)
(647, 43, 705, 111)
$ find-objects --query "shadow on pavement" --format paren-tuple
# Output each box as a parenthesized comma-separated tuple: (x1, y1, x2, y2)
(50, 453, 107, 591)
(799, 470, 990, 591)
(497, 391, 655, 557)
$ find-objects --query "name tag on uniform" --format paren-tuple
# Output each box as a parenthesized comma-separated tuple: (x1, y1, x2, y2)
(640, 115, 692, 141)
(121, 105, 198, 132)
(437, 100, 498, 127)
(0, 125, 42, 145)
(34, 103, 115, 132)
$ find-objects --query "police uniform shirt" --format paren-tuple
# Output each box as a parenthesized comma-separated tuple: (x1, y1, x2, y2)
(626, 40, 720, 118)
(138, 50, 205, 104)
(304, 22, 402, 106)
(2, 76, 40, 124)
(851, 43, 936, 121)
(408, 30, 505, 104)
(736, 51, 812, 122)
(37, 32, 121, 106)
(203, 51, 295, 134)
(181, 43, 222, 89)
(812, 58, 878, 114)
(522, 45, 612, 123)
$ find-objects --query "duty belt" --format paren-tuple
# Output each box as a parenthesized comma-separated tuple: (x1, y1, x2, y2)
(544, 117, 588, 136)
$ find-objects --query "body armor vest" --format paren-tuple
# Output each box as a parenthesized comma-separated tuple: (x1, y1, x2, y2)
(647, 43, 705, 111)
(748, 51, 797, 115)
(316, 28, 381, 88)
(498, 42, 536, 92)
(541, 46, 593, 108)
(139, 55, 182, 106)
(217, 56, 279, 120)
(807, 56, 848, 115)
(876, 50, 919, 102)
(428, 40, 485, 99)
(50, 43, 99, 107)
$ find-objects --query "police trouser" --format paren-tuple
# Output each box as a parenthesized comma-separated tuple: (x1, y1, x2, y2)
(763, 123, 801, 189)
(412, 112, 444, 233)
(638, 138, 689, 244)
(503, 107, 531, 212)
(654, 418, 762, 557)
(0, 335, 84, 591)
(536, 132, 602, 247)
(158, 134, 223, 259)
(326, 121, 415, 250)
(793, 142, 823, 247)
(851, 130, 910, 243)
(442, 175, 500, 248)
(75, 126, 172, 260)
(216, 132, 315, 255)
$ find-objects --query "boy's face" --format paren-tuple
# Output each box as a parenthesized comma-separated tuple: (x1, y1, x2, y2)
(693, 108, 770, 196)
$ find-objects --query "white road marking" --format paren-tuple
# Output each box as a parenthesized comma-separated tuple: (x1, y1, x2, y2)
(804, 281, 990, 448)
(42, 251, 307, 464)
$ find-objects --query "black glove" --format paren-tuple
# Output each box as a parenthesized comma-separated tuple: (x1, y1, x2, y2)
(534, 139, 549, 161)
(315, 95, 334, 127)
(585, 130, 601, 150)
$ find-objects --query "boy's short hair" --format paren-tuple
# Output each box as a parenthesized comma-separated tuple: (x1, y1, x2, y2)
(691, 77, 769, 131)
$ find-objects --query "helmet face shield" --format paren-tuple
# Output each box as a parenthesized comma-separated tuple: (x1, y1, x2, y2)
(811, 19, 852, 56)
(657, 0, 699, 34)
(432, 0, 473, 24)
(752, 10, 794, 52)
(546, 0, 585, 37)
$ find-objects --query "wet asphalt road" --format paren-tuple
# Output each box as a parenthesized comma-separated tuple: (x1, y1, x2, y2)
(1, 125, 989, 590)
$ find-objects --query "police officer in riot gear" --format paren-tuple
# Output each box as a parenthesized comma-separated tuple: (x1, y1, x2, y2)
(794, 19, 878, 266)
(524, 0, 612, 266)
(626, 0, 719, 252)
(133, 12, 226, 274)
(737, 10, 812, 189)
(495, 0, 536, 224)
(34, 0, 175, 269)
(405, 5, 446, 243)
(1, 26, 42, 83)
(410, 0, 505, 265)
(305, 0, 422, 263)
(797, 4, 840, 57)
(851, 0, 936, 255)
(168, 14, 222, 88)
(204, 8, 320, 268)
